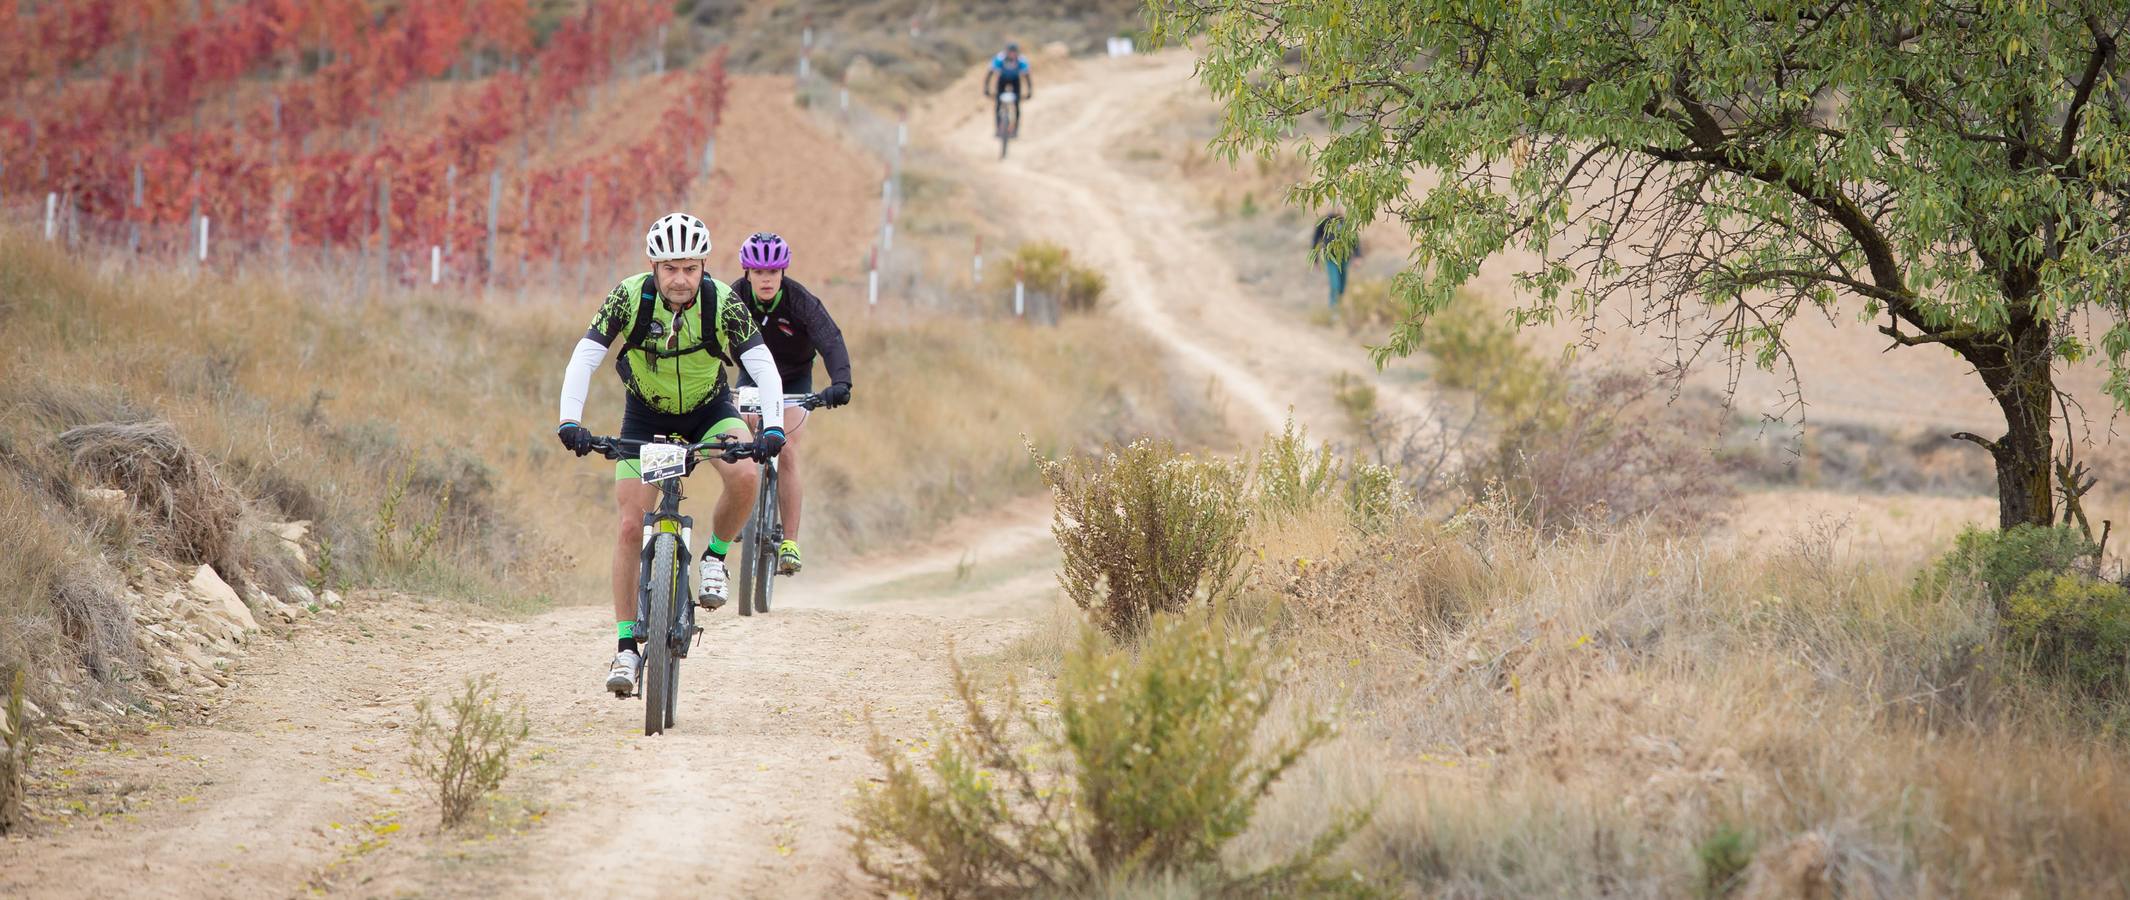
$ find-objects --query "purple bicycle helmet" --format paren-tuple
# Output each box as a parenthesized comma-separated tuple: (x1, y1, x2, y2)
(739, 231, 791, 270)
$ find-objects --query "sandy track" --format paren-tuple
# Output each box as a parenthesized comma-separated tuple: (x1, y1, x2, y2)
(921, 52, 1445, 442)
(0, 519, 1055, 899)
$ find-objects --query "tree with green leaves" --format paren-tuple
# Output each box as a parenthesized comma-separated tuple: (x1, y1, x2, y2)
(1146, 0, 2130, 529)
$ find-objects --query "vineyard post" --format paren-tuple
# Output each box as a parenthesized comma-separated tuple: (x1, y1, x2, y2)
(44, 192, 55, 241)
(278, 181, 292, 267)
(444, 164, 457, 279)
(130, 161, 144, 254)
(656, 25, 667, 75)
(486, 170, 502, 287)
(432, 246, 441, 285)
(703, 137, 715, 177)
(868, 245, 878, 307)
(199, 216, 210, 263)
(379, 172, 392, 285)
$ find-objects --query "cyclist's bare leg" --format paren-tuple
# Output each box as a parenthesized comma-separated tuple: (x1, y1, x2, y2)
(611, 479, 659, 623)
(706, 453, 758, 541)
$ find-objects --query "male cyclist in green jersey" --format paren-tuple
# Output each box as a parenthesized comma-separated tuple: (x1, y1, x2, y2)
(554, 213, 788, 696)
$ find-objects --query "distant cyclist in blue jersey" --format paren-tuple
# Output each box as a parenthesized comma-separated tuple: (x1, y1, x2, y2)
(983, 41, 1033, 138)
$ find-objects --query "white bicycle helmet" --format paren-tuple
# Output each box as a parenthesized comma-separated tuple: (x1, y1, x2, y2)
(645, 212, 712, 261)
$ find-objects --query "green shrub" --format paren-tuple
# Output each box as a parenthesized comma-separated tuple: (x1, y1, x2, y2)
(1331, 372, 1377, 427)
(1038, 439, 1251, 640)
(1695, 824, 1756, 897)
(1927, 523, 2100, 609)
(407, 674, 529, 828)
(2003, 572, 2130, 698)
(1011, 242, 1108, 314)
(850, 614, 1370, 897)
(1340, 461, 1409, 531)
(1255, 417, 1337, 516)
(1, 667, 31, 835)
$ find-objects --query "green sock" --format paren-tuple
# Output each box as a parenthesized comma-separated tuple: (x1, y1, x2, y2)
(707, 536, 730, 558)
(617, 620, 635, 640)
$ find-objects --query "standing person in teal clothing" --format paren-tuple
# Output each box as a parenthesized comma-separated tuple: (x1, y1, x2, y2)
(1311, 208, 1360, 313)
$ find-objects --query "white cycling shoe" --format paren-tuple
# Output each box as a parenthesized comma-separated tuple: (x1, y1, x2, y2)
(699, 556, 728, 609)
(606, 649, 642, 696)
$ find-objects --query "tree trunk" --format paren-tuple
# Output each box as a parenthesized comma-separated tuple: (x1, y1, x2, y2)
(1977, 323, 2057, 530)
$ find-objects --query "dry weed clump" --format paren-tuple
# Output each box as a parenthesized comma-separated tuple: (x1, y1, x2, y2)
(407, 674, 529, 829)
(850, 614, 1368, 898)
(56, 421, 246, 574)
(1, 667, 32, 835)
(1038, 439, 1251, 640)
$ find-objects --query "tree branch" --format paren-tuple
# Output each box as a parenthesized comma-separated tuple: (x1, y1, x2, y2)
(2057, 15, 2116, 164)
(1728, 267, 1912, 307)
(1951, 431, 2002, 455)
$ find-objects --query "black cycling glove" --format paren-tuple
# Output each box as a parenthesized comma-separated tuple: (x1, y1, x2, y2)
(557, 423, 593, 456)
(757, 427, 787, 459)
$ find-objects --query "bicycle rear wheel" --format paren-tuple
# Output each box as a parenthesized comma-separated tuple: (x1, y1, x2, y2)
(643, 534, 679, 736)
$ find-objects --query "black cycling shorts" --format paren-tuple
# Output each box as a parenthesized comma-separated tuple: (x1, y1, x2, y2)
(613, 389, 745, 480)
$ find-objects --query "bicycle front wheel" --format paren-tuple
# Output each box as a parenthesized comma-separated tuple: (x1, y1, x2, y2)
(643, 534, 679, 736)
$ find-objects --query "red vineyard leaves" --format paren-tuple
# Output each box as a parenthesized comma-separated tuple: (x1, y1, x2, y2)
(6, 0, 714, 284)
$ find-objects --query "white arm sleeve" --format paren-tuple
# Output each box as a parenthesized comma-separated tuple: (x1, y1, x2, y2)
(558, 337, 608, 424)
(739, 344, 785, 432)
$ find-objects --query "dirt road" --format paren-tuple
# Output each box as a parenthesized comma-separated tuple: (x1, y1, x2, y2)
(1, 53, 1384, 899)
(921, 52, 1444, 441)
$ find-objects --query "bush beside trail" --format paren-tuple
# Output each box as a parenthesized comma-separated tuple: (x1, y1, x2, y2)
(884, 414, 2130, 896)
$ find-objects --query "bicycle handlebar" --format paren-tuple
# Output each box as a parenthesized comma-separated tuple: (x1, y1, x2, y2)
(586, 435, 764, 464)
(735, 391, 830, 414)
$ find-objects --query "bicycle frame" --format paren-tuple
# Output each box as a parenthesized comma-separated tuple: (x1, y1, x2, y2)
(635, 472, 697, 655)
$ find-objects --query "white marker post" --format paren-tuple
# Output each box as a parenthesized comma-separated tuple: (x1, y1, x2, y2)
(431, 245, 442, 284)
(897, 119, 907, 148)
(1014, 281, 1025, 317)
(973, 235, 983, 284)
(198, 216, 210, 262)
(44, 192, 57, 240)
(867, 246, 879, 307)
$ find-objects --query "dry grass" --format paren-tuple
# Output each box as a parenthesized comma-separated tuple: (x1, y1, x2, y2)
(800, 314, 1216, 560)
(0, 227, 1210, 711)
(1235, 496, 2130, 897)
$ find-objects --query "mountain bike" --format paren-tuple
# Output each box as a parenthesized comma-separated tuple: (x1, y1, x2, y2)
(586, 433, 764, 736)
(732, 390, 830, 616)
(993, 89, 1020, 159)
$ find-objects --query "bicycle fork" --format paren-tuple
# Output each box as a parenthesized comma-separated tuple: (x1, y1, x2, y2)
(636, 513, 701, 658)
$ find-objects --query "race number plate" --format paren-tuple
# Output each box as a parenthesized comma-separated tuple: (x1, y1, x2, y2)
(639, 442, 687, 484)
(999, 90, 1017, 103)
(733, 385, 762, 413)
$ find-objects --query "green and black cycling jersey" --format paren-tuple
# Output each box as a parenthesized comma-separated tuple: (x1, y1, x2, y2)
(584, 272, 764, 415)
(729, 276, 853, 387)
